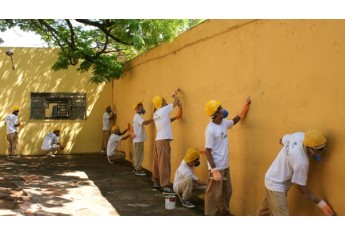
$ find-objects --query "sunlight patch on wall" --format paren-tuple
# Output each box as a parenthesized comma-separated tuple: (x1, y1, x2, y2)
(86, 83, 105, 117)
(14, 72, 24, 86)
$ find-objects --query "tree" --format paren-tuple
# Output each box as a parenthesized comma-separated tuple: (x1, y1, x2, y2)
(0, 19, 203, 83)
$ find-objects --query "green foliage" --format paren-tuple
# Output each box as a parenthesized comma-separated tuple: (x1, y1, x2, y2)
(0, 19, 204, 83)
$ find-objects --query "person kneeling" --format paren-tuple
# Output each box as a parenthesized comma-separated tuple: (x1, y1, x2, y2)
(173, 148, 206, 208)
(107, 124, 130, 163)
(41, 127, 65, 157)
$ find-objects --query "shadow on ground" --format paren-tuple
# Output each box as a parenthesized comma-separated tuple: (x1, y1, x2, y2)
(0, 154, 205, 216)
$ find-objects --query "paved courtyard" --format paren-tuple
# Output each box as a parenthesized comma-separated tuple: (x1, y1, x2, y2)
(0, 154, 205, 216)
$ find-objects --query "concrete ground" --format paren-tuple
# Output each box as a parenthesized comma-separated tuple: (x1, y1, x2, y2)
(0, 154, 205, 216)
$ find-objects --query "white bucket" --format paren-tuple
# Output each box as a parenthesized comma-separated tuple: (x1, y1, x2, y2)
(165, 195, 176, 210)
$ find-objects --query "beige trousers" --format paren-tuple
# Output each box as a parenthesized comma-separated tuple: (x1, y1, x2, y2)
(177, 177, 194, 201)
(7, 132, 18, 156)
(152, 139, 171, 188)
(256, 188, 288, 216)
(133, 142, 144, 171)
(204, 168, 232, 216)
(101, 130, 111, 151)
(108, 150, 126, 162)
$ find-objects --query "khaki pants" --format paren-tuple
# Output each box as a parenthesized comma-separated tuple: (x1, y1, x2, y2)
(108, 150, 126, 162)
(133, 142, 144, 171)
(257, 188, 288, 216)
(101, 130, 111, 151)
(42, 145, 61, 155)
(205, 168, 232, 216)
(7, 132, 18, 156)
(152, 139, 171, 188)
(177, 177, 194, 201)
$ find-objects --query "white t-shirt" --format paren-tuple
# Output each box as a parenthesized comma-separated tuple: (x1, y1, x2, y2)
(4, 114, 19, 134)
(265, 132, 309, 192)
(133, 113, 146, 143)
(205, 119, 234, 170)
(107, 133, 122, 156)
(41, 132, 59, 151)
(103, 112, 112, 131)
(173, 160, 199, 192)
(153, 103, 174, 140)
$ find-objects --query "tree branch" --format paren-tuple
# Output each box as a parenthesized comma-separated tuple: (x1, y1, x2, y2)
(65, 19, 77, 50)
(75, 19, 133, 46)
(37, 20, 66, 51)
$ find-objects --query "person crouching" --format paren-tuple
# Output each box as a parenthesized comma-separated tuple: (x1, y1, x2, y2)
(107, 124, 130, 163)
(41, 127, 65, 157)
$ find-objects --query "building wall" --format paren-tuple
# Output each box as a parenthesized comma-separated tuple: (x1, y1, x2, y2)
(113, 20, 345, 215)
(0, 48, 113, 155)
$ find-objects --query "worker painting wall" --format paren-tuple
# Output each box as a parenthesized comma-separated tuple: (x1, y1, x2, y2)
(113, 19, 345, 215)
(0, 48, 112, 155)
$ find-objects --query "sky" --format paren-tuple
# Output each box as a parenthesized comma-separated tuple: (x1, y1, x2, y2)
(1, 0, 344, 48)
(0, 27, 47, 48)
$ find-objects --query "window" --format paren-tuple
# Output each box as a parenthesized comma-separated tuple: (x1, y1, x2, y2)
(31, 92, 86, 120)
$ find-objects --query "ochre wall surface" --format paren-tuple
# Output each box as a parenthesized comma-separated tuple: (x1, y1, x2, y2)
(0, 48, 113, 155)
(113, 20, 345, 216)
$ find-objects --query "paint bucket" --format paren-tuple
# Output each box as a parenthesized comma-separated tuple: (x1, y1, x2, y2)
(165, 195, 176, 210)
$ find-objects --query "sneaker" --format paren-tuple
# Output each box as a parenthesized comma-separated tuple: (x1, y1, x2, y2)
(182, 200, 195, 209)
(153, 183, 161, 191)
(134, 170, 146, 176)
(107, 156, 114, 164)
(162, 187, 175, 195)
(100, 150, 106, 155)
(11, 155, 21, 158)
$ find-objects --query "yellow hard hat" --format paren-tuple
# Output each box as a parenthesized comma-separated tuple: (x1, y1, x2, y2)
(133, 101, 142, 110)
(303, 129, 326, 148)
(152, 96, 163, 109)
(111, 125, 120, 132)
(53, 127, 62, 132)
(184, 148, 200, 163)
(204, 100, 221, 117)
(12, 105, 20, 112)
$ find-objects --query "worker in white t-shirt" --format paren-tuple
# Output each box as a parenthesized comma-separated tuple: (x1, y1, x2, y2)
(204, 98, 251, 216)
(41, 127, 65, 157)
(151, 89, 182, 194)
(257, 129, 334, 216)
(4, 105, 25, 158)
(173, 148, 207, 209)
(101, 105, 116, 154)
(107, 124, 130, 164)
(132, 102, 154, 176)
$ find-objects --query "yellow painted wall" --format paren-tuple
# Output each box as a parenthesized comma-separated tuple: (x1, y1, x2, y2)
(113, 19, 345, 215)
(0, 48, 113, 155)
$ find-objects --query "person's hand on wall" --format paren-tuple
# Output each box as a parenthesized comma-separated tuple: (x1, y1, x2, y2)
(172, 88, 181, 97)
(317, 200, 334, 216)
(239, 96, 251, 119)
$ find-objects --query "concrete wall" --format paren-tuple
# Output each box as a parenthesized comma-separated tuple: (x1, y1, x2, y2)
(0, 48, 113, 155)
(113, 20, 345, 215)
